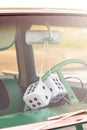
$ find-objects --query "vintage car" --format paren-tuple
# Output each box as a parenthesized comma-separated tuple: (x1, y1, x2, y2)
(0, 7, 87, 130)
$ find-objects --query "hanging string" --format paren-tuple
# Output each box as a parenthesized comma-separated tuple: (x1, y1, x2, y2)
(45, 39, 51, 76)
(39, 42, 46, 81)
(39, 38, 51, 81)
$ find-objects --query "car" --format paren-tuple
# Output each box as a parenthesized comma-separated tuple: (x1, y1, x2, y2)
(0, 8, 87, 130)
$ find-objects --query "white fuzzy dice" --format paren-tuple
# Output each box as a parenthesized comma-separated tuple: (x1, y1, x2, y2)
(23, 80, 52, 110)
(44, 75, 67, 103)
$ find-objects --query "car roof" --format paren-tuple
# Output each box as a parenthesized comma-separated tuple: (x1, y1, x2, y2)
(0, 7, 87, 28)
(0, 8, 87, 16)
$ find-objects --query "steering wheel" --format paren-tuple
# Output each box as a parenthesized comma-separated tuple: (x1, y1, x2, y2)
(42, 58, 87, 104)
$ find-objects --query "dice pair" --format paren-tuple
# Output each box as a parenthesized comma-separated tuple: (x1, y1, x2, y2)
(23, 75, 67, 110)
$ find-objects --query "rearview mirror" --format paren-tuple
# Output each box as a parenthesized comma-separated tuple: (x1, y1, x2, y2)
(25, 30, 61, 44)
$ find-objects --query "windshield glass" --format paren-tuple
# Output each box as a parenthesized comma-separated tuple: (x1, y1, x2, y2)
(30, 25, 87, 83)
(0, 14, 87, 83)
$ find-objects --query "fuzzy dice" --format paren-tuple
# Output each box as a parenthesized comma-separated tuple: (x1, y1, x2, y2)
(23, 80, 52, 110)
(44, 75, 67, 103)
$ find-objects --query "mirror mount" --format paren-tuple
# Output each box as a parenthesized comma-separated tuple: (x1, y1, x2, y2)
(46, 24, 54, 42)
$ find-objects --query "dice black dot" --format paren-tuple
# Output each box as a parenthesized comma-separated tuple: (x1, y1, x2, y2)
(34, 83, 37, 88)
(31, 85, 33, 88)
(29, 100, 33, 103)
(53, 78, 55, 81)
(34, 98, 37, 101)
(35, 83, 37, 86)
(58, 82, 61, 85)
(55, 82, 58, 85)
(37, 102, 41, 105)
(32, 89, 35, 92)
(27, 91, 30, 94)
(43, 86, 45, 89)
(50, 88, 53, 92)
(61, 87, 63, 89)
(45, 95, 48, 99)
(27, 88, 31, 94)
(56, 79, 58, 82)
(34, 86, 36, 89)
(58, 86, 61, 89)
(32, 104, 36, 107)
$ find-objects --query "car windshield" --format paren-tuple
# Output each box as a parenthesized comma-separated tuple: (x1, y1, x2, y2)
(0, 12, 87, 84)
